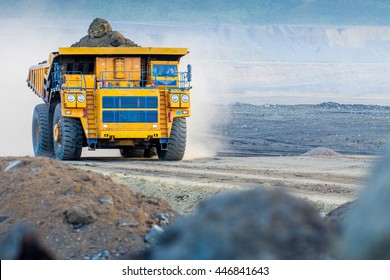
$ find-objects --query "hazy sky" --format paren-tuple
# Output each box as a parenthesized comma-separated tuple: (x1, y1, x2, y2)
(2, 0, 390, 25)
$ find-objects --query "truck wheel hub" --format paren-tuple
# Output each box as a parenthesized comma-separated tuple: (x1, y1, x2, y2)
(53, 122, 62, 143)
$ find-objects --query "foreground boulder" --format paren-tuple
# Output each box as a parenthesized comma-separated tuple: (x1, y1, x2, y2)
(0, 224, 54, 260)
(323, 200, 357, 238)
(339, 148, 390, 259)
(144, 187, 332, 260)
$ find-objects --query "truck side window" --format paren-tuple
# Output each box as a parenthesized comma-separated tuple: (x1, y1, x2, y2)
(153, 65, 177, 77)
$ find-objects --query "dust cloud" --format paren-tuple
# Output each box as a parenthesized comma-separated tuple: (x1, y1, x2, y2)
(0, 19, 85, 157)
(183, 66, 226, 160)
(176, 36, 231, 159)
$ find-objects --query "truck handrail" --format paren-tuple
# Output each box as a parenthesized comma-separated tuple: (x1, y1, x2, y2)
(51, 62, 63, 92)
(99, 70, 191, 90)
(100, 70, 143, 89)
(62, 71, 87, 91)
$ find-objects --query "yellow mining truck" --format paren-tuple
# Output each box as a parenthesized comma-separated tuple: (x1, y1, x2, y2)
(27, 47, 192, 160)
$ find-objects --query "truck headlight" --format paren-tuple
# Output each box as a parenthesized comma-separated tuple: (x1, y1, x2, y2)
(181, 94, 189, 103)
(67, 94, 76, 102)
(77, 94, 86, 103)
(171, 94, 179, 103)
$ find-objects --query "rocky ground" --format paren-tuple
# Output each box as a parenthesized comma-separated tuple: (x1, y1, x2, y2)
(74, 153, 373, 215)
(216, 102, 390, 156)
(2, 102, 388, 259)
(0, 155, 348, 260)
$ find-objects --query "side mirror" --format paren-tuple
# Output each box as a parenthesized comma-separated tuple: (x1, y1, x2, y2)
(187, 64, 192, 83)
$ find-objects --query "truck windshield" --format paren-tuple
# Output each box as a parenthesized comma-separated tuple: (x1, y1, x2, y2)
(153, 64, 177, 77)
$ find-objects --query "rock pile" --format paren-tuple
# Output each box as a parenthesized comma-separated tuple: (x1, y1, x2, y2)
(71, 18, 139, 47)
(0, 157, 176, 259)
(303, 147, 341, 156)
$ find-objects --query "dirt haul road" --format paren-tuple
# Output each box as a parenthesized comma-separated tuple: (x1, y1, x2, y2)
(69, 154, 377, 215)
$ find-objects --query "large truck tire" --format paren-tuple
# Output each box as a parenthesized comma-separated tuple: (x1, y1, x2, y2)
(158, 117, 187, 161)
(144, 147, 157, 158)
(32, 103, 54, 157)
(52, 103, 84, 160)
(120, 147, 144, 158)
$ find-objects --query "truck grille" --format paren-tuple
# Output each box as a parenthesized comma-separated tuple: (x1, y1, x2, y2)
(102, 96, 158, 108)
(102, 110, 158, 123)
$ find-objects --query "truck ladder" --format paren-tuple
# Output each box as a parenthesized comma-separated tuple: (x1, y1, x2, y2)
(159, 89, 168, 138)
(86, 89, 98, 149)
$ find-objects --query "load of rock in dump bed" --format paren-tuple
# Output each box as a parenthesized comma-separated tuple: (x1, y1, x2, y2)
(71, 18, 140, 47)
